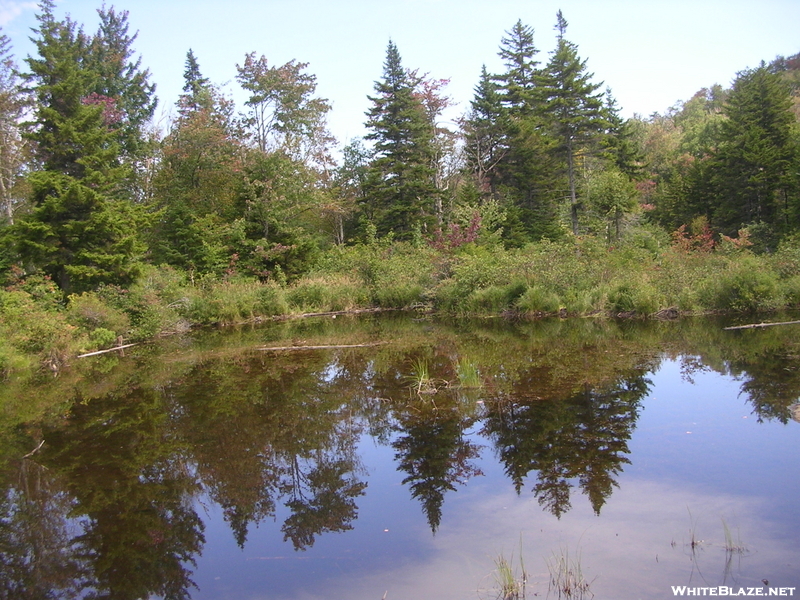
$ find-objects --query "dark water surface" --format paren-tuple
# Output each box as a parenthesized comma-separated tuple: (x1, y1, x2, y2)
(2, 314, 799, 599)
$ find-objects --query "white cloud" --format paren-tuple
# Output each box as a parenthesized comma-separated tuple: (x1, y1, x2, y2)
(0, 1, 36, 28)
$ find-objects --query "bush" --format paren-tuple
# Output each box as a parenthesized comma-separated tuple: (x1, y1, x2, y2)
(67, 292, 131, 337)
(606, 282, 661, 315)
(700, 259, 782, 312)
(258, 283, 289, 316)
(517, 285, 561, 314)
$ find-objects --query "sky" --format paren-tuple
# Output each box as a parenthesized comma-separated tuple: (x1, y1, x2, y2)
(1, 0, 799, 148)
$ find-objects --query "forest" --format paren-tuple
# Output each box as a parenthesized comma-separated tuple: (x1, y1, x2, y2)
(1, 0, 800, 378)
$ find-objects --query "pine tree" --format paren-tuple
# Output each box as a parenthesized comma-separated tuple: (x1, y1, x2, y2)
(463, 65, 507, 196)
(14, 1, 142, 292)
(495, 19, 540, 115)
(466, 21, 562, 242)
(179, 49, 211, 115)
(363, 41, 437, 239)
(539, 11, 607, 235)
(709, 65, 799, 236)
(87, 5, 157, 164)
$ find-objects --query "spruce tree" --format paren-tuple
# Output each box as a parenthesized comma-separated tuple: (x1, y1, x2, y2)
(179, 49, 211, 115)
(709, 65, 799, 236)
(88, 5, 157, 164)
(539, 11, 607, 235)
(14, 1, 141, 292)
(495, 19, 540, 115)
(463, 65, 507, 196)
(363, 41, 437, 239)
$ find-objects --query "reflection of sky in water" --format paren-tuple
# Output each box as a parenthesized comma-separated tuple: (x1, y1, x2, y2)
(191, 358, 800, 600)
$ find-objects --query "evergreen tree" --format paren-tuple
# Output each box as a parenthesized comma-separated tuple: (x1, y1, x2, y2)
(495, 19, 540, 115)
(13, 0, 142, 293)
(463, 65, 507, 196)
(179, 49, 211, 115)
(87, 5, 157, 164)
(363, 41, 437, 239)
(709, 65, 799, 236)
(539, 11, 607, 235)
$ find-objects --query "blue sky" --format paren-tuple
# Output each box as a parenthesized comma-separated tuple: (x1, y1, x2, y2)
(2, 0, 799, 147)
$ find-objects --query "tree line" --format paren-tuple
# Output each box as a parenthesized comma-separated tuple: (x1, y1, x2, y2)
(0, 1, 799, 296)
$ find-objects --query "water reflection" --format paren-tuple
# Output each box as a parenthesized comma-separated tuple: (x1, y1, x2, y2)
(1, 314, 799, 598)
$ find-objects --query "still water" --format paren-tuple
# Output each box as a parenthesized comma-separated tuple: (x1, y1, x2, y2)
(1, 314, 799, 599)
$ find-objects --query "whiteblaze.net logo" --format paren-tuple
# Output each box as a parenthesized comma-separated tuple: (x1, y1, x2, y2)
(672, 587, 796, 597)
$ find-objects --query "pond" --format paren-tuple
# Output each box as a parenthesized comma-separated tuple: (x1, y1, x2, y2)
(1, 313, 799, 599)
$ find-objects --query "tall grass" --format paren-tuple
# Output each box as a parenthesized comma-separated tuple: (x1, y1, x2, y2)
(546, 546, 593, 600)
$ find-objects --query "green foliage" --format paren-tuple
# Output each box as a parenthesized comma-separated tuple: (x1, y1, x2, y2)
(67, 292, 131, 337)
(517, 285, 561, 313)
(606, 282, 660, 315)
(699, 258, 783, 312)
(363, 41, 438, 239)
(0, 289, 77, 371)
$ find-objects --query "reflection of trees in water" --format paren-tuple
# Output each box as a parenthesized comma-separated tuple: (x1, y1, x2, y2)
(482, 372, 650, 518)
(0, 459, 87, 599)
(39, 390, 205, 600)
(727, 350, 800, 423)
(281, 455, 367, 550)
(392, 398, 483, 532)
(6, 314, 800, 596)
(172, 351, 369, 550)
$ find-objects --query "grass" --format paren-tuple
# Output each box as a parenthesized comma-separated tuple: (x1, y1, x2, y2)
(687, 507, 703, 551)
(407, 357, 437, 395)
(721, 518, 747, 554)
(487, 541, 528, 600)
(455, 358, 482, 389)
(546, 546, 593, 600)
(6, 230, 800, 377)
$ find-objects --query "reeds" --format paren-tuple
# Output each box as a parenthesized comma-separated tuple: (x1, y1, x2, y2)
(490, 544, 528, 600)
(721, 518, 747, 554)
(546, 546, 593, 600)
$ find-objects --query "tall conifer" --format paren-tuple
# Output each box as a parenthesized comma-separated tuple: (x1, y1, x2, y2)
(363, 41, 436, 239)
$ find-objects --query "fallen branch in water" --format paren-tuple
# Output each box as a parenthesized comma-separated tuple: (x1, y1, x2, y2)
(258, 342, 389, 352)
(77, 343, 139, 358)
(724, 319, 800, 331)
(23, 440, 45, 459)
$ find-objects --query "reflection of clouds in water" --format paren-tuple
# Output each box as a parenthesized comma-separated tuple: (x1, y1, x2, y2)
(302, 479, 799, 600)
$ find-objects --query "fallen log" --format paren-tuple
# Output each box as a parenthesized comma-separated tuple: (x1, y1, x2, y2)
(258, 342, 389, 352)
(77, 343, 139, 358)
(723, 319, 800, 331)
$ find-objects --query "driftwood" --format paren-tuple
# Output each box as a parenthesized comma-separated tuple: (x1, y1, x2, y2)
(77, 343, 139, 358)
(258, 342, 388, 352)
(22, 440, 45, 459)
(723, 319, 800, 331)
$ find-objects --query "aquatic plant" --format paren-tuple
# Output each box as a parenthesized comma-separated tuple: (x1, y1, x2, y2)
(721, 518, 747, 554)
(455, 358, 482, 389)
(546, 546, 593, 600)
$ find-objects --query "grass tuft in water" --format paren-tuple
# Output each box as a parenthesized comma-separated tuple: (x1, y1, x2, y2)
(721, 518, 747, 554)
(546, 546, 593, 600)
(407, 357, 437, 395)
(455, 358, 482, 389)
(492, 545, 527, 600)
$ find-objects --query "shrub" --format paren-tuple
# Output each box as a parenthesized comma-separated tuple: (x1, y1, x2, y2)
(517, 285, 561, 314)
(67, 292, 131, 337)
(700, 259, 782, 312)
(258, 282, 289, 316)
(606, 282, 660, 315)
